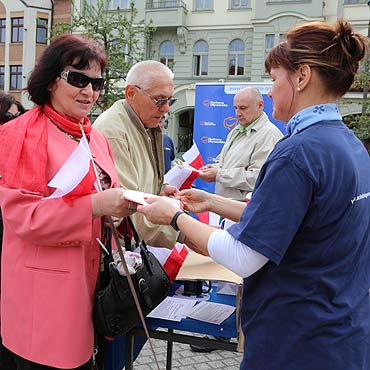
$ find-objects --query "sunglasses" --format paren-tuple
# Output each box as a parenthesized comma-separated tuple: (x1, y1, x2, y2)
(135, 85, 177, 108)
(3, 111, 22, 122)
(60, 70, 104, 92)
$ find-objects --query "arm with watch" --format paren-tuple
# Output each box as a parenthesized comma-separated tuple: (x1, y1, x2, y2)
(136, 189, 246, 257)
(138, 203, 216, 257)
(137, 190, 268, 278)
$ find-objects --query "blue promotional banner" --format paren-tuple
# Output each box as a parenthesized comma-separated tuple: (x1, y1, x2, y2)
(193, 82, 285, 194)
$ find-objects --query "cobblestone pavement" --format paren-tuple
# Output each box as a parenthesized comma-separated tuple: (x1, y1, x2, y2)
(129, 336, 243, 370)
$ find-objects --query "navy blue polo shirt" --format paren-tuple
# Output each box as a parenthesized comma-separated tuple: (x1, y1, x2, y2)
(228, 120, 370, 370)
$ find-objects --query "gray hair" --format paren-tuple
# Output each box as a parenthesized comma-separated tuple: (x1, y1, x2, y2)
(126, 60, 174, 88)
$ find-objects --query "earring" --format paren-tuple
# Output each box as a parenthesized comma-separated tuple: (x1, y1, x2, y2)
(297, 87, 301, 91)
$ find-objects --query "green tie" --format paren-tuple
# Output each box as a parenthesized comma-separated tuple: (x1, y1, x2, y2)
(230, 120, 257, 147)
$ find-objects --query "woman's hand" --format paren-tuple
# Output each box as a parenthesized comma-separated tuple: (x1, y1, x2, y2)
(175, 188, 212, 214)
(91, 188, 136, 218)
(137, 197, 180, 225)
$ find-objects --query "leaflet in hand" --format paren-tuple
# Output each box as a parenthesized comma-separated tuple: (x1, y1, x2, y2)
(124, 190, 154, 205)
(124, 190, 181, 208)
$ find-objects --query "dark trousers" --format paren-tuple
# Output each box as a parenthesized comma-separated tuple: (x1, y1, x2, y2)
(0, 336, 16, 369)
(14, 354, 92, 370)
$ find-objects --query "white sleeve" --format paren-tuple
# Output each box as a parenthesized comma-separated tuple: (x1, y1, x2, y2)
(208, 229, 269, 278)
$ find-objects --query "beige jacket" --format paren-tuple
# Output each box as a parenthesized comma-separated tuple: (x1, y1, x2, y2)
(215, 112, 283, 201)
(94, 100, 179, 248)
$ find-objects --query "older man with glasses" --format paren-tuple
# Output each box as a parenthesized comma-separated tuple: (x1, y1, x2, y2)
(94, 59, 182, 370)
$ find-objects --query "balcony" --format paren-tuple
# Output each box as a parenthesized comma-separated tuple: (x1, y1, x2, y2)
(145, 1, 188, 28)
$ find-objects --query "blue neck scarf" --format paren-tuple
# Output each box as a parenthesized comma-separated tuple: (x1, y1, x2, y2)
(286, 103, 342, 136)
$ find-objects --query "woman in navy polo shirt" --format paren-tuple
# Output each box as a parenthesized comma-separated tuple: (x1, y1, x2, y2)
(138, 19, 370, 370)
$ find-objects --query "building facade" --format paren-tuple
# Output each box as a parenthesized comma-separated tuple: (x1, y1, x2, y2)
(0, 0, 368, 150)
(0, 0, 70, 108)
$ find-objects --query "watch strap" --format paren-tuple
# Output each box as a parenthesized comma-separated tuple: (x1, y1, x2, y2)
(170, 210, 185, 231)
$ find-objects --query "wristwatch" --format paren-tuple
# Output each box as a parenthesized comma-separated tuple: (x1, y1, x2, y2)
(170, 210, 186, 231)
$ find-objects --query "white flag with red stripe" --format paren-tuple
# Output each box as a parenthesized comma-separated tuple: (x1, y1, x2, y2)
(147, 243, 189, 282)
(182, 141, 204, 170)
(45, 133, 98, 201)
(164, 141, 204, 190)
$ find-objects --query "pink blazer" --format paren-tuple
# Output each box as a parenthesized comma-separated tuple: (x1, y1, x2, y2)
(0, 122, 120, 368)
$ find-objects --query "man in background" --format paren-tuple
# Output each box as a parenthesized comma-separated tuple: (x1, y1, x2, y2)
(199, 86, 283, 201)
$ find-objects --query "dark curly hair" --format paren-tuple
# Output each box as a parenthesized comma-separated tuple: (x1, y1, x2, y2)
(27, 34, 107, 106)
(0, 93, 26, 124)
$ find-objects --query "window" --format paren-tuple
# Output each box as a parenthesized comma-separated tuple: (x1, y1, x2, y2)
(0, 19, 5, 43)
(0, 66, 4, 90)
(36, 18, 48, 44)
(193, 40, 208, 76)
(194, 0, 213, 10)
(11, 18, 23, 43)
(108, 0, 133, 9)
(159, 41, 175, 70)
(161, 0, 178, 6)
(10, 65, 22, 90)
(230, 0, 248, 8)
(228, 39, 245, 76)
(265, 34, 275, 55)
(265, 33, 286, 56)
(343, 0, 366, 4)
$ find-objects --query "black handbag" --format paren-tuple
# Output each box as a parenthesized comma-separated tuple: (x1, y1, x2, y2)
(93, 217, 171, 338)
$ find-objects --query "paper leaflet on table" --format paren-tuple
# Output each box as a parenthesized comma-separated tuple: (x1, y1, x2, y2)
(187, 301, 235, 325)
(164, 141, 204, 190)
(44, 132, 99, 201)
(147, 296, 196, 321)
(147, 296, 235, 324)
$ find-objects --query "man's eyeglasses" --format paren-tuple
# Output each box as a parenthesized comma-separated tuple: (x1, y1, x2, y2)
(135, 85, 177, 108)
(60, 70, 104, 92)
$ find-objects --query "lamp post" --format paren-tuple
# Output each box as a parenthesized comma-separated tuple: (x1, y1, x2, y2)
(362, 1, 370, 114)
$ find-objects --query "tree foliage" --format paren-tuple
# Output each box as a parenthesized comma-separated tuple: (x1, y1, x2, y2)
(349, 61, 370, 154)
(51, 0, 154, 111)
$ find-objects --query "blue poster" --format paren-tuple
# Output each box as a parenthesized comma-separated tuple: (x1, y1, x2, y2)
(193, 82, 285, 194)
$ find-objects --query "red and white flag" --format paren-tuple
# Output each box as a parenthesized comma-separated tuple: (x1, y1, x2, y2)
(147, 243, 189, 282)
(164, 141, 204, 190)
(45, 134, 98, 200)
(182, 141, 204, 170)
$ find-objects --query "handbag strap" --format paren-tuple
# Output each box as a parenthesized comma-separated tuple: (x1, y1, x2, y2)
(108, 216, 162, 370)
(121, 218, 133, 251)
(127, 216, 140, 244)
(85, 130, 162, 369)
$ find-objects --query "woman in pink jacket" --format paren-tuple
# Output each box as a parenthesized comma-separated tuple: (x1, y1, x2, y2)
(0, 35, 132, 370)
